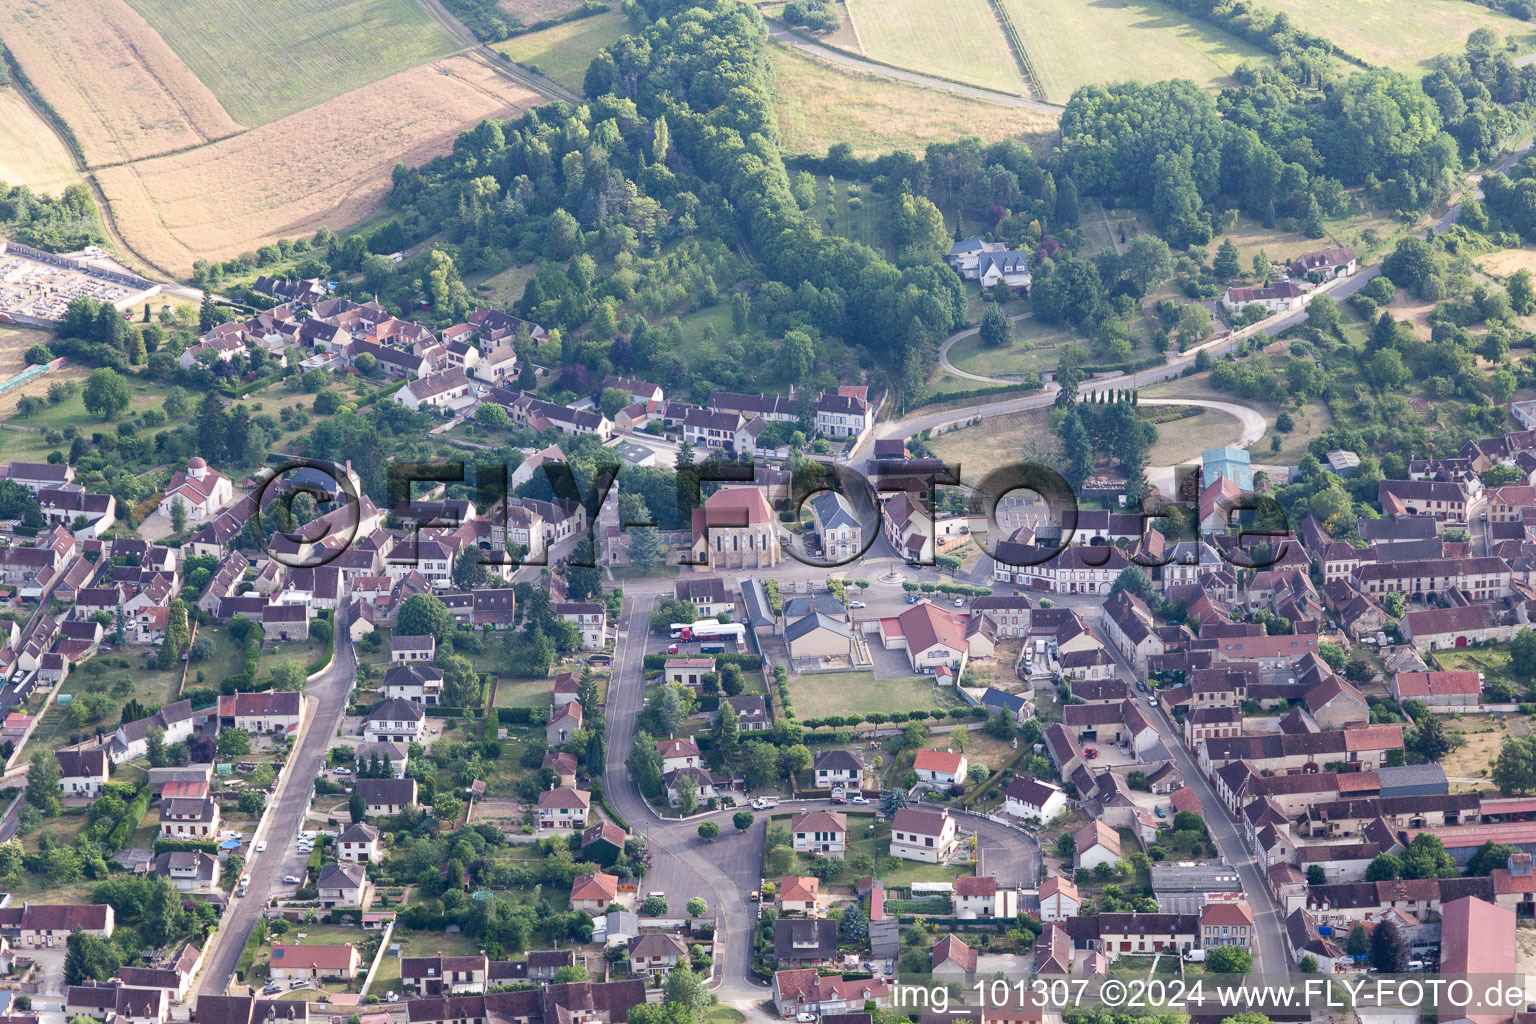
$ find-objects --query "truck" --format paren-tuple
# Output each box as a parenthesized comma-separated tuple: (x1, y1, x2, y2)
(669, 620, 747, 648)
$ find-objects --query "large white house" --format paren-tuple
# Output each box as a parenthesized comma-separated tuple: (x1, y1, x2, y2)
(156, 458, 231, 522)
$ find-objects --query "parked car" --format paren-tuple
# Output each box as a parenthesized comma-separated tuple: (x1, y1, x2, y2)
(849, 601, 865, 609)
(797, 1015, 817, 1023)
(255, 840, 266, 853)
(851, 795, 869, 805)
(283, 875, 302, 884)
(334, 767, 352, 775)
(906, 593, 921, 604)
(953, 597, 965, 607)
(221, 831, 241, 841)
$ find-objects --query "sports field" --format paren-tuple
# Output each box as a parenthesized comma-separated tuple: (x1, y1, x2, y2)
(122, 0, 459, 125)
(0, 88, 81, 197)
(770, 47, 1058, 157)
(496, 8, 630, 92)
(844, 0, 1026, 94)
(95, 56, 540, 274)
(0, 0, 241, 165)
(1001, 0, 1265, 103)
(1268, 0, 1533, 69)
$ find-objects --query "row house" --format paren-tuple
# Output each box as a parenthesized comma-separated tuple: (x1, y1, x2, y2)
(681, 408, 742, 450)
(1377, 478, 1469, 521)
(996, 541, 1131, 594)
(1354, 556, 1511, 601)
(1199, 724, 1404, 776)
(501, 392, 614, 440)
(814, 387, 873, 440)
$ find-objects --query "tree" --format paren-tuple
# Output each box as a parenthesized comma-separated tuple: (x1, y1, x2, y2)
(1299, 954, 1319, 973)
(1110, 566, 1155, 601)
(733, 811, 753, 832)
(840, 897, 868, 942)
(397, 593, 454, 643)
(675, 772, 699, 816)
(642, 895, 669, 916)
(1401, 833, 1457, 879)
(880, 789, 908, 817)
(1511, 628, 1536, 677)
(979, 304, 1011, 348)
(1214, 238, 1241, 280)
(710, 701, 740, 770)
(1122, 234, 1174, 292)
(170, 498, 187, 534)
(1407, 713, 1453, 762)
(64, 930, 121, 984)
(1364, 854, 1403, 881)
(1493, 736, 1536, 795)
(662, 965, 709, 1014)
(1054, 175, 1079, 229)
(1468, 841, 1521, 876)
(1345, 923, 1369, 960)
(440, 654, 482, 708)
(476, 403, 509, 429)
(1369, 919, 1408, 973)
(1207, 946, 1252, 974)
(26, 751, 61, 816)
(349, 789, 366, 824)
(82, 368, 131, 420)
(217, 729, 251, 757)
(1510, 268, 1536, 315)
(141, 878, 187, 946)
(697, 821, 719, 842)
(453, 548, 489, 591)
(1306, 865, 1326, 885)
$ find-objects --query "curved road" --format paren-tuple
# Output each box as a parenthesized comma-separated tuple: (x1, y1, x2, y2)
(600, 582, 1042, 1008)
(765, 26, 1065, 114)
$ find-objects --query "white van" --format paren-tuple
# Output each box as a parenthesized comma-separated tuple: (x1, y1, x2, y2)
(1183, 949, 1206, 962)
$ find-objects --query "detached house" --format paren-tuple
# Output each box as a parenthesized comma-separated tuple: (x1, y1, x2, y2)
(365, 698, 426, 745)
(55, 748, 109, 798)
(216, 690, 302, 734)
(315, 863, 371, 909)
(158, 798, 219, 840)
(953, 876, 1019, 919)
(336, 823, 382, 864)
(537, 788, 591, 831)
(1003, 777, 1068, 824)
(354, 777, 418, 817)
(570, 872, 619, 913)
(791, 811, 848, 855)
(890, 807, 959, 863)
(268, 944, 361, 983)
(628, 933, 688, 977)
(912, 749, 967, 789)
(812, 749, 865, 792)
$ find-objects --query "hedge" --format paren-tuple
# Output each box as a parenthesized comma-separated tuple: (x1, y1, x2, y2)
(106, 785, 152, 854)
(155, 839, 219, 854)
(498, 707, 534, 725)
(1079, 354, 1167, 376)
(236, 918, 268, 980)
(304, 612, 335, 674)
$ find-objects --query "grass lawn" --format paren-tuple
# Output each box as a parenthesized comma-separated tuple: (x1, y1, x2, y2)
(1435, 710, 1533, 788)
(1001, 0, 1266, 104)
(842, 0, 1026, 95)
(768, 46, 1058, 158)
(783, 672, 944, 719)
(494, 677, 556, 709)
(946, 316, 1086, 379)
(926, 407, 1057, 479)
(373, 926, 489, 993)
(467, 263, 538, 306)
(496, 9, 630, 92)
(121, 0, 457, 125)
(1144, 407, 1245, 467)
(811, 178, 894, 259)
(1268, 0, 1534, 69)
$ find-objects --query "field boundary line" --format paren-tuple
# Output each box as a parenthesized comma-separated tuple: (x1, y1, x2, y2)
(839, 0, 868, 54)
(985, 0, 1047, 103)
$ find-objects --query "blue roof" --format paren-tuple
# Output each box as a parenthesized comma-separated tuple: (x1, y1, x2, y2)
(981, 687, 1026, 712)
(1202, 446, 1251, 464)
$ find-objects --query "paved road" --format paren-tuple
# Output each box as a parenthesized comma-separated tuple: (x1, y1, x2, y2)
(193, 612, 359, 998)
(765, 25, 1064, 113)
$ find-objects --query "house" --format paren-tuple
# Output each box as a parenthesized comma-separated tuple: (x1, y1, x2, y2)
(365, 698, 426, 745)
(661, 658, 714, 689)
(785, 613, 854, 662)
(1221, 281, 1304, 313)
(1378, 479, 1469, 522)
(55, 748, 109, 797)
(156, 458, 232, 522)
(1003, 777, 1068, 824)
(890, 807, 959, 863)
(1075, 820, 1121, 872)
(913, 749, 967, 789)
(791, 811, 848, 855)
(779, 876, 819, 915)
(570, 872, 620, 913)
(5, 904, 114, 946)
(118, 964, 190, 1005)
(628, 933, 688, 977)
(556, 601, 606, 651)
(401, 955, 490, 995)
(216, 690, 302, 734)
(809, 492, 863, 561)
(1203, 446, 1254, 493)
(774, 918, 839, 966)
(159, 798, 219, 840)
(188, 994, 308, 1024)
(812, 750, 865, 792)
(878, 601, 990, 675)
(547, 702, 583, 747)
(336, 823, 382, 864)
(1288, 246, 1356, 280)
(397, 368, 475, 413)
(268, 944, 361, 982)
(675, 578, 734, 618)
(690, 488, 782, 570)
(384, 664, 445, 706)
(1039, 876, 1081, 922)
(354, 777, 418, 817)
(537, 788, 591, 831)
(391, 635, 436, 663)
(977, 249, 1031, 290)
(721, 694, 769, 732)
(151, 850, 219, 893)
(953, 876, 1019, 920)
(930, 934, 977, 977)
(815, 388, 873, 441)
(1199, 903, 1254, 949)
(1390, 670, 1482, 710)
(315, 863, 371, 909)
(771, 971, 890, 1019)
(658, 738, 701, 774)
(1438, 896, 1514, 1024)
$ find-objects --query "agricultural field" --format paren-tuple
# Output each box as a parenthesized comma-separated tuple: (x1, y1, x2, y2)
(770, 47, 1058, 158)
(0, 0, 241, 166)
(0, 87, 81, 197)
(495, 8, 630, 92)
(842, 0, 1026, 95)
(94, 56, 541, 274)
(1477, 248, 1536, 281)
(497, 0, 589, 24)
(810, 177, 893, 257)
(1000, 0, 1266, 104)
(1268, 0, 1534, 69)
(0, 325, 89, 419)
(122, 0, 459, 126)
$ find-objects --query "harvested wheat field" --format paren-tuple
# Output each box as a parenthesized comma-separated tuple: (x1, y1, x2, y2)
(0, 0, 242, 166)
(0, 87, 81, 196)
(1477, 249, 1536, 279)
(96, 57, 539, 274)
(0, 326, 89, 418)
